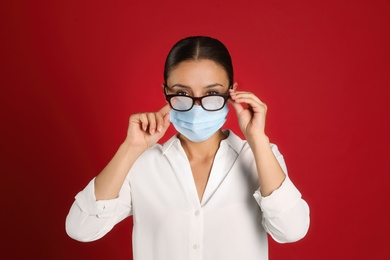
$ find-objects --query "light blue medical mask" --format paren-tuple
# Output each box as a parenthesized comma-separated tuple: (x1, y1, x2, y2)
(169, 104, 229, 142)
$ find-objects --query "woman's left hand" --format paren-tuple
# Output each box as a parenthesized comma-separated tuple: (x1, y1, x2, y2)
(229, 89, 268, 142)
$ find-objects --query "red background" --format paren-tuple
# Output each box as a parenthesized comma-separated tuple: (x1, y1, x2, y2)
(1, 0, 389, 259)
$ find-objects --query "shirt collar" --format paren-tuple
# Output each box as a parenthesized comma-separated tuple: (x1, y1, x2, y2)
(222, 130, 245, 154)
(162, 130, 245, 155)
(162, 134, 181, 155)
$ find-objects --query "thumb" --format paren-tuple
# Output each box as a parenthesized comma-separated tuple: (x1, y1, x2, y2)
(159, 103, 172, 116)
(159, 112, 171, 134)
(163, 112, 170, 127)
(228, 99, 244, 116)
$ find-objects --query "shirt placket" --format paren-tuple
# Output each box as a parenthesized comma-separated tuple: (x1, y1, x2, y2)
(165, 142, 204, 259)
(190, 207, 203, 260)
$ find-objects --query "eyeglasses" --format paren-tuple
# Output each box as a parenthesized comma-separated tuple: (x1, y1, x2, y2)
(164, 86, 231, 111)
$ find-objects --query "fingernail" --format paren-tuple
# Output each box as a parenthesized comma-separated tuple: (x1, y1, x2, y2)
(157, 125, 162, 132)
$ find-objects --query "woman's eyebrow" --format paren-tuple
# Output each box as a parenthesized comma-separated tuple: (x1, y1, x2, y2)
(205, 83, 224, 88)
(171, 83, 224, 89)
(171, 84, 191, 89)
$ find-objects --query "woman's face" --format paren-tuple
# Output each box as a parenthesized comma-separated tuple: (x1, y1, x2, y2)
(165, 59, 230, 98)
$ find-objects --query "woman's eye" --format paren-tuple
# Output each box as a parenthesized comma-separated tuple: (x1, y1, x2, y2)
(207, 91, 219, 95)
(176, 91, 189, 96)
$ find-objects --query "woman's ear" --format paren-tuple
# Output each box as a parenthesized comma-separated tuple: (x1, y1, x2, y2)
(162, 83, 168, 94)
(162, 84, 168, 103)
(232, 82, 238, 91)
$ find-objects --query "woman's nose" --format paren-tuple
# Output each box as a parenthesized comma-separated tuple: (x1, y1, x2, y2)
(193, 96, 202, 106)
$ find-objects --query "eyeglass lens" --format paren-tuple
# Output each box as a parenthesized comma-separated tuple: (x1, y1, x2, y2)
(170, 96, 225, 111)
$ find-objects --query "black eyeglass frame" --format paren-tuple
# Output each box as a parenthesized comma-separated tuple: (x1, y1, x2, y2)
(164, 85, 232, 112)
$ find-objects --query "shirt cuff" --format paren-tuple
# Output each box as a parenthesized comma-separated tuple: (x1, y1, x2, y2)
(75, 178, 118, 218)
(253, 176, 302, 219)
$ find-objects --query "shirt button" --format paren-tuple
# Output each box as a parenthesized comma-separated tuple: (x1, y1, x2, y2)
(194, 210, 200, 216)
(193, 244, 199, 250)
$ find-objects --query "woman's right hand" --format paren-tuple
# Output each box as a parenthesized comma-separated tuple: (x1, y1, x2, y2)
(124, 104, 171, 150)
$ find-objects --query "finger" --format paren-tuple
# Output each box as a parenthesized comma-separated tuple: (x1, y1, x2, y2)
(146, 113, 157, 134)
(159, 103, 172, 116)
(157, 104, 171, 132)
(138, 113, 149, 132)
(160, 113, 171, 133)
(234, 96, 267, 114)
(155, 112, 165, 132)
(230, 91, 266, 109)
(140, 113, 151, 132)
(228, 98, 245, 115)
(230, 91, 263, 104)
(163, 112, 170, 126)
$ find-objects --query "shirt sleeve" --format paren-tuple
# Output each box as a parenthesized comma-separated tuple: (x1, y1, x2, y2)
(252, 144, 310, 243)
(65, 177, 132, 242)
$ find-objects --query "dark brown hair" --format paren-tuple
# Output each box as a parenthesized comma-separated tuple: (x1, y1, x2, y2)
(164, 36, 233, 86)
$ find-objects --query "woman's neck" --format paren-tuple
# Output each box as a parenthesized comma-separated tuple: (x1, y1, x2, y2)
(179, 130, 227, 161)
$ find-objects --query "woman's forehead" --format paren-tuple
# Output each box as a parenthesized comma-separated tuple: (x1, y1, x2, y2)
(167, 59, 229, 86)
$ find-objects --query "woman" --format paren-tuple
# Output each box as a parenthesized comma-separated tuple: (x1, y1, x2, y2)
(66, 36, 310, 260)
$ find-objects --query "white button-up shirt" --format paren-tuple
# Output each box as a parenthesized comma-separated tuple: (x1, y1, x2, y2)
(66, 130, 310, 260)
